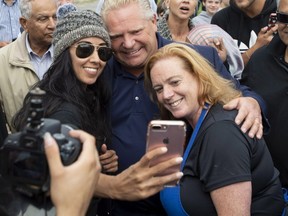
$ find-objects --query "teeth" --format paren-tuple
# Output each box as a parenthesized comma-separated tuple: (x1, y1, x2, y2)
(125, 48, 140, 55)
(170, 99, 182, 107)
(84, 67, 97, 72)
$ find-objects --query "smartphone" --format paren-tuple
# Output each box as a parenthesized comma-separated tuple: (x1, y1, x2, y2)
(146, 120, 186, 186)
(268, 13, 277, 30)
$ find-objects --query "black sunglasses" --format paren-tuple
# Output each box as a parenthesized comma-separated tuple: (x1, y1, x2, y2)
(277, 12, 288, 24)
(74, 43, 113, 62)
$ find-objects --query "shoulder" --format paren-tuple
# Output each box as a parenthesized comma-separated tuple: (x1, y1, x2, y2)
(199, 104, 249, 150)
(204, 104, 238, 127)
(48, 102, 82, 128)
(211, 7, 234, 26)
(212, 7, 230, 19)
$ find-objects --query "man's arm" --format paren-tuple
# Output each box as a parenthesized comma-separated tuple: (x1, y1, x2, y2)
(195, 45, 268, 138)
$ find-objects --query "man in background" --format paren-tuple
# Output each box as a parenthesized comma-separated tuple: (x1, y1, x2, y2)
(211, 0, 277, 66)
(241, 0, 288, 190)
(0, 0, 57, 131)
(0, 0, 21, 48)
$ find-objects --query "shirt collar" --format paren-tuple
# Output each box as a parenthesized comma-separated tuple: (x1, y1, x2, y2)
(2, 0, 17, 6)
(25, 33, 54, 58)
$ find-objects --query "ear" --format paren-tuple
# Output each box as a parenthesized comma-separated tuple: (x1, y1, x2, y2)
(152, 13, 158, 32)
(19, 17, 28, 32)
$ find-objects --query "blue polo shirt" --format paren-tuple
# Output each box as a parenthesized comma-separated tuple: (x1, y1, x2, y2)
(102, 33, 266, 214)
(105, 61, 159, 173)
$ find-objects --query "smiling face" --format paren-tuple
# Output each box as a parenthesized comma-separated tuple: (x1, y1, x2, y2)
(166, 0, 197, 20)
(203, 0, 221, 16)
(69, 37, 107, 86)
(104, 3, 158, 76)
(150, 56, 202, 126)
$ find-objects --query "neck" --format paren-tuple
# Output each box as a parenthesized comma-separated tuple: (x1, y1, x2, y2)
(4, 0, 14, 6)
(167, 14, 190, 42)
(188, 103, 210, 129)
(188, 108, 203, 129)
(28, 35, 51, 57)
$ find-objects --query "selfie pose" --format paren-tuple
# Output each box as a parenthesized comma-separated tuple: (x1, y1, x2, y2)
(144, 43, 285, 215)
(6, 9, 183, 216)
(12, 10, 117, 215)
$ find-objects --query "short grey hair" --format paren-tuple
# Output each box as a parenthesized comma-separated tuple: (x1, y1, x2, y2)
(19, 0, 33, 19)
(19, 0, 58, 19)
(101, 0, 155, 23)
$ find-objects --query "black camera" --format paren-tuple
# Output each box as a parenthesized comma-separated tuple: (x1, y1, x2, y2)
(0, 88, 82, 199)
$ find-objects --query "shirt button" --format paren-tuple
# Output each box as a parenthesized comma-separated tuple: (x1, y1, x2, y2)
(135, 96, 139, 100)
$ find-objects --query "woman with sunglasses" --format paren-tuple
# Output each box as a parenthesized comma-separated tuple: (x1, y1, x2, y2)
(12, 9, 117, 215)
(13, 9, 117, 173)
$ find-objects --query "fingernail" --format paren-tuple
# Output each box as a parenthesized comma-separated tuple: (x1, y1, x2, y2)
(44, 132, 53, 147)
(176, 172, 183, 178)
(160, 147, 168, 152)
(175, 157, 183, 163)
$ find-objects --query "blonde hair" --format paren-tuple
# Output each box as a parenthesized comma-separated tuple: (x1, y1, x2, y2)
(101, 0, 155, 23)
(144, 43, 242, 119)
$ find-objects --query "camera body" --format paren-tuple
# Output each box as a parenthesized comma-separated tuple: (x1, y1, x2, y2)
(0, 88, 82, 198)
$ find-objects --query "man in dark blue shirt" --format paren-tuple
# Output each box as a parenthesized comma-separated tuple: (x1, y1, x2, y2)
(100, 0, 267, 215)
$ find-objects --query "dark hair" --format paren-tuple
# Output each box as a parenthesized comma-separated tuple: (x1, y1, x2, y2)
(12, 49, 111, 144)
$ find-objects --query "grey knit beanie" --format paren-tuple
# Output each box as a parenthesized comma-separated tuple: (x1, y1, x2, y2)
(53, 10, 111, 60)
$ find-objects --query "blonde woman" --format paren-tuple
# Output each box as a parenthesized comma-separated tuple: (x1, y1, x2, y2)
(144, 43, 285, 215)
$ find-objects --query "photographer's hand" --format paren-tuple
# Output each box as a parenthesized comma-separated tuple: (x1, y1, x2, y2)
(44, 130, 101, 216)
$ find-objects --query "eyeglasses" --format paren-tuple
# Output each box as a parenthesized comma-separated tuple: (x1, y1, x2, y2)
(74, 43, 113, 62)
(277, 12, 288, 24)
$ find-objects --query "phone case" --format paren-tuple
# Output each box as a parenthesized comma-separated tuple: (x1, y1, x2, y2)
(146, 120, 186, 186)
(268, 13, 277, 30)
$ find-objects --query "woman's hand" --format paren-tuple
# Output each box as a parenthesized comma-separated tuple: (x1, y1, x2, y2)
(95, 147, 183, 200)
(99, 144, 118, 173)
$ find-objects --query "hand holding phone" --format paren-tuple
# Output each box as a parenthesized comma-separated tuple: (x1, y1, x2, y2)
(146, 120, 186, 186)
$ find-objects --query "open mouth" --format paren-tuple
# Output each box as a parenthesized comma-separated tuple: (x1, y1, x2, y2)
(122, 47, 142, 56)
(169, 98, 183, 107)
(83, 67, 98, 75)
(180, 6, 190, 12)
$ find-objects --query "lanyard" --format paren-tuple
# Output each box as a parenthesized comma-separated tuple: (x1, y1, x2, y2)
(181, 103, 210, 170)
